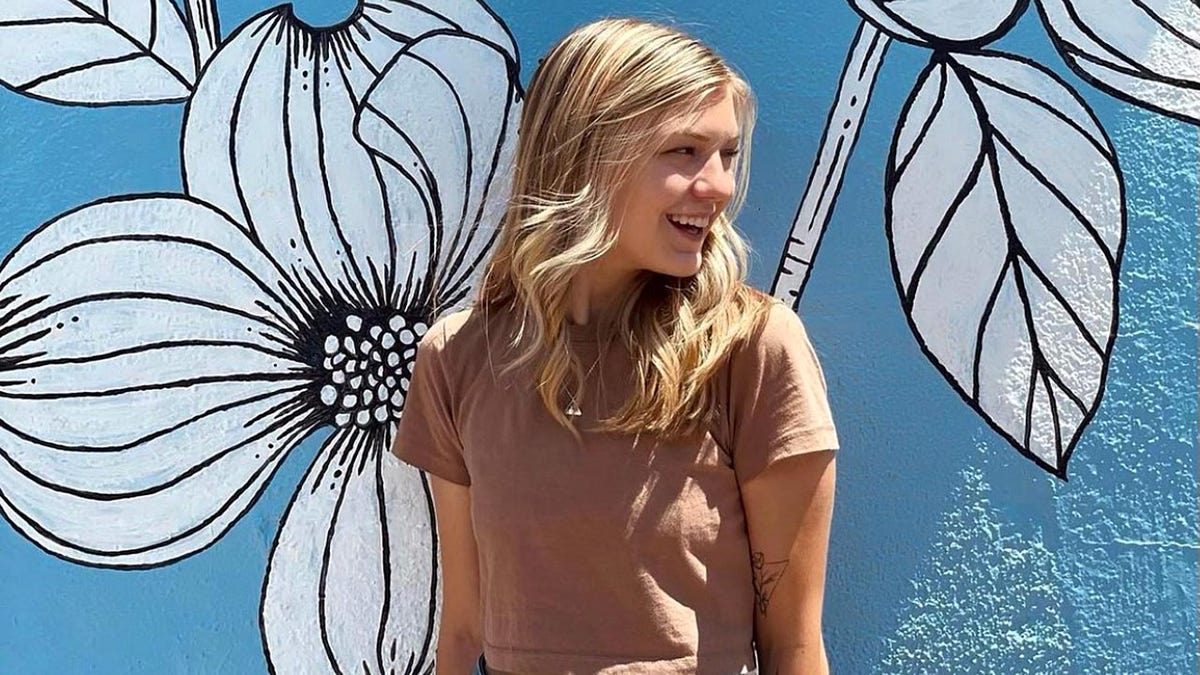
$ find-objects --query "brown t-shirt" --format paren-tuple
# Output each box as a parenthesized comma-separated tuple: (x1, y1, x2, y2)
(392, 299, 838, 674)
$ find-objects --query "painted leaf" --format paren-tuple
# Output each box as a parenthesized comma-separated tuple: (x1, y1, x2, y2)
(1036, 0, 1200, 123)
(0, 0, 196, 104)
(886, 50, 1124, 476)
(849, 0, 1028, 46)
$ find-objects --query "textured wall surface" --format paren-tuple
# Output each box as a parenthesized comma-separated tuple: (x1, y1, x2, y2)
(0, 0, 1195, 673)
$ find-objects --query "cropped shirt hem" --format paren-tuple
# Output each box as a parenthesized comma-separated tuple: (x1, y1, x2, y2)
(483, 641, 756, 675)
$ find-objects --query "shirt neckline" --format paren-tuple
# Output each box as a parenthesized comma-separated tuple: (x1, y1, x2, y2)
(565, 319, 620, 344)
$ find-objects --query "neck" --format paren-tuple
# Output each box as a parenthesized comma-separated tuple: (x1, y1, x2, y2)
(567, 260, 638, 327)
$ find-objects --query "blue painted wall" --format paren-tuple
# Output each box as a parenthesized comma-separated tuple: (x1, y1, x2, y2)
(0, 0, 1195, 672)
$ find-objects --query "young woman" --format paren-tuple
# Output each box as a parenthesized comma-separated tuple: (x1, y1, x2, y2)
(393, 17, 839, 675)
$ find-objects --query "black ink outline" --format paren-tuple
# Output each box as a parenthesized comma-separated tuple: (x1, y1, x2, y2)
(750, 551, 790, 615)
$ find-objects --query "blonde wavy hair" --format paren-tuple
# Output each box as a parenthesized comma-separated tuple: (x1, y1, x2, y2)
(475, 17, 774, 441)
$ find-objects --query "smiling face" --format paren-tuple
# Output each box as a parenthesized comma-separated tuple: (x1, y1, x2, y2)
(601, 88, 742, 282)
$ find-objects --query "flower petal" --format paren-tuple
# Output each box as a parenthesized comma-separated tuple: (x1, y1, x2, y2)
(357, 30, 520, 313)
(261, 429, 437, 674)
(182, 9, 382, 307)
(0, 195, 317, 565)
(0, 388, 308, 566)
(362, 0, 519, 64)
(0, 196, 308, 447)
(0, 195, 298, 329)
(182, 4, 430, 310)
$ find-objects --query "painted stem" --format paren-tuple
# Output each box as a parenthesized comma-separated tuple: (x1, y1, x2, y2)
(770, 20, 891, 308)
(185, 0, 221, 70)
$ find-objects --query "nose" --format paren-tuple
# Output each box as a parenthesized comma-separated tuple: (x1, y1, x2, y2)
(690, 152, 735, 203)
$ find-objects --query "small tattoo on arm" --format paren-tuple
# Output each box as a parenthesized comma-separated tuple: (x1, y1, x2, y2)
(751, 551, 789, 615)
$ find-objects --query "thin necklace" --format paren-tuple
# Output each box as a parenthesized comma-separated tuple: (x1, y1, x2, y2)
(565, 352, 602, 417)
(564, 332, 616, 418)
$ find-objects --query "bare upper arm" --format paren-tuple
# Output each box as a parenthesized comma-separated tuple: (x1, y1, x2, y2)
(739, 450, 837, 668)
(429, 474, 481, 655)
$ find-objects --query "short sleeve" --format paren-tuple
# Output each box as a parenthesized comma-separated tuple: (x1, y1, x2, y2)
(391, 323, 470, 486)
(724, 302, 839, 484)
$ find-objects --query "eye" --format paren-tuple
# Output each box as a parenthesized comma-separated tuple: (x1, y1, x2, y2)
(720, 147, 741, 158)
(665, 146, 695, 156)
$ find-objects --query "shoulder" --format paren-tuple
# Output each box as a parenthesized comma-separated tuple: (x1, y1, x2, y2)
(418, 304, 515, 367)
(730, 291, 810, 361)
(709, 290, 813, 391)
(723, 293, 828, 395)
(421, 307, 475, 349)
(412, 308, 474, 373)
(411, 310, 455, 359)
(709, 292, 835, 459)
(757, 299, 810, 348)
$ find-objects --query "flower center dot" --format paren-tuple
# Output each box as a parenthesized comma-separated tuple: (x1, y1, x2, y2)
(318, 313, 427, 429)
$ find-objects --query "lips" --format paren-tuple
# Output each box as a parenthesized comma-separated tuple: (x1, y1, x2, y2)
(666, 215, 705, 239)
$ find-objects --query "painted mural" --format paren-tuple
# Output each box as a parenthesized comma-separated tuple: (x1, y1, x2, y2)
(770, 0, 1200, 476)
(0, 0, 520, 671)
(0, 0, 1194, 672)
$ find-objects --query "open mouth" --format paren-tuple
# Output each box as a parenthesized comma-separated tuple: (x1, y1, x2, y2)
(666, 215, 706, 237)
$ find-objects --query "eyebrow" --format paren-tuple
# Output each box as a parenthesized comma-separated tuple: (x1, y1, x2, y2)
(671, 130, 741, 145)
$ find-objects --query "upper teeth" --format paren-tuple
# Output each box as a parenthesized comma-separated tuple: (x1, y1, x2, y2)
(669, 215, 708, 228)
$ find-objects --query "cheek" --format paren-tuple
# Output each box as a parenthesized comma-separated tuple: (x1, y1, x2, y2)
(655, 172, 692, 204)
(608, 168, 684, 240)
(613, 193, 666, 231)
(615, 208, 663, 252)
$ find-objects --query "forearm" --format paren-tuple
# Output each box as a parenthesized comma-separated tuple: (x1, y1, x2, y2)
(756, 637, 829, 675)
(435, 634, 482, 675)
(742, 452, 837, 675)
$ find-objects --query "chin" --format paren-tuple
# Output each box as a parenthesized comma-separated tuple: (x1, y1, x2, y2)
(639, 250, 704, 280)
(656, 260, 703, 279)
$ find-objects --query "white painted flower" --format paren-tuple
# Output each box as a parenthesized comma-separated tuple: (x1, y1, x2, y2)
(0, 2, 520, 672)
